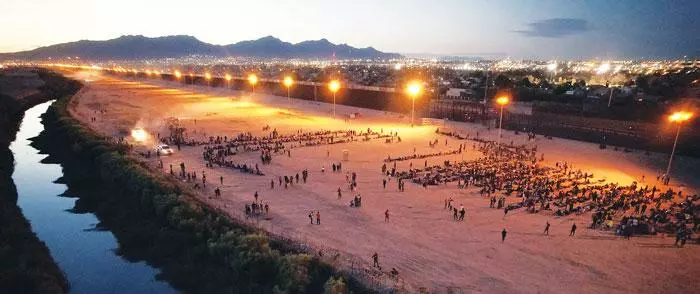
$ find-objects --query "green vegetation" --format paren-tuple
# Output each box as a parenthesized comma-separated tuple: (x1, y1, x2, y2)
(34, 72, 371, 293)
(0, 69, 77, 294)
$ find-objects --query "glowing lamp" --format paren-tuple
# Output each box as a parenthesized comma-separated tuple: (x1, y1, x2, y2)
(669, 111, 693, 123)
(283, 76, 294, 88)
(329, 80, 341, 93)
(406, 81, 422, 98)
(248, 74, 258, 85)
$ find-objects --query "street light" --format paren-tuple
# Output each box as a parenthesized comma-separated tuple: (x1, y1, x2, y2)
(496, 96, 510, 145)
(248, 74, 258, 95)
(329, 80, 341, 117)
(174, 70, 182, 86)
(665, 111, 694, 182)
(283, 76, 294, 104)
(204, 72, 212, 87)
(406, 81, 422, 126)
(225, 73, 232, 88)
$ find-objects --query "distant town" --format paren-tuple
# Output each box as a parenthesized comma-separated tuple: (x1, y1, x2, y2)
(5, 56, 699, 122)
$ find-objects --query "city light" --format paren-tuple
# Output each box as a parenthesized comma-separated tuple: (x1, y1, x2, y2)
(248, 74, 258, 85)
(669, 111, 693, 122)
(174, 70, 182, 79)
(596, 63, 611, 75)
(283, 76, 294, 104)
(547, 63, 557, 71)
(329, 80, 341, 117)
(496, 96, 510, 144)
(204, 72, 212, 80)
(665, 111, 694, 180)
(224, 73, 232, 81)
(406, 81, 422, 126)
(283, 76, 294, 88)
(328, 80, 341, 93)
(496, 96, 509, 105)
(406, 81, 422, 98)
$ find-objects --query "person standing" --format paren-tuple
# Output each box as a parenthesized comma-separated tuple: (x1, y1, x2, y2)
(544, 221, 550, 235)
(316, 211, 321, 225)
(570, 223, 577, 236)
(308, 211, 313, 224)
(385, 209, 390, 222)
(501, 228, 507, 242)
(372, 252, 380, 268)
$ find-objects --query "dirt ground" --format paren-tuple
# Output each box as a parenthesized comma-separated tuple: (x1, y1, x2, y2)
(66, 71, 699, 294)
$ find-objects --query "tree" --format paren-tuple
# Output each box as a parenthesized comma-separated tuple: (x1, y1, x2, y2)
(517, 77, 532, 88)
(635, 76, 649, 90)
(494, 74, 513, 88)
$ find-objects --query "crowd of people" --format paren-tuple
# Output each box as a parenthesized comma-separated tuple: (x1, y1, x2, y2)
(390, 129, 699, 239)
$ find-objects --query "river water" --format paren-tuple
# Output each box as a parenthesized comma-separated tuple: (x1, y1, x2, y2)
(10, 101, 177, 294)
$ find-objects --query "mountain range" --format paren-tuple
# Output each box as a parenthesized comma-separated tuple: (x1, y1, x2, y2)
(0, 35, 401, 60)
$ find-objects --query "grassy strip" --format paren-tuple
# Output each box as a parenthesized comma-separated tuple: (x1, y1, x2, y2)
(33, 73, 370, 294)
(0, 69, 78, 294)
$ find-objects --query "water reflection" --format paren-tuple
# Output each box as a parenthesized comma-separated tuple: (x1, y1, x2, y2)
(11, 101, 176, 294)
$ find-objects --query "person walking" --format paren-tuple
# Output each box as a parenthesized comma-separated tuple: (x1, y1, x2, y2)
(501, 228, 507, 242)
(544, 221, 550, 235)
(372, 252, 380, 268)
(569, 223, 577, 236)
(385, 209, 390, 222)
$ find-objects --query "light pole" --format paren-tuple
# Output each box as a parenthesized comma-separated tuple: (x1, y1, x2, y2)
(665, 111, 693, 181)
(248, 74, 258, 97)
(174, 70, 182, 87)
(205, 72, 212, 88)
(607, 87, 614, 108)
(329, 80, 341, 117)
(406, 81, 422, 127)
(225, 73, 232, 89)
(283, 76, 294, 104)
(496, 96, 510, 145)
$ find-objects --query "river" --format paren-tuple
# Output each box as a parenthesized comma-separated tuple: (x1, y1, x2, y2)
(10, 101, 177, 294)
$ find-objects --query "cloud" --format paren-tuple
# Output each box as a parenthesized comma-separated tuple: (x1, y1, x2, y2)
(514, 18, 589, 38)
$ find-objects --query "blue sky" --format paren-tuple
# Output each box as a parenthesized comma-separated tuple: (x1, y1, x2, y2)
(1, 0, 698, 59)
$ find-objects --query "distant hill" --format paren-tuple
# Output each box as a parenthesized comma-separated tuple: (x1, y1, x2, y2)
(0, 35, 401, 60)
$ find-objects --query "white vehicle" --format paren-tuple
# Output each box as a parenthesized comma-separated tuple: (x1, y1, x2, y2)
(156, 144, 174, 155)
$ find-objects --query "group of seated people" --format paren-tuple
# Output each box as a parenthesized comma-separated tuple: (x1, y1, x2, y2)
(384, 145, 463, 163)
(389, 132, 699, 237)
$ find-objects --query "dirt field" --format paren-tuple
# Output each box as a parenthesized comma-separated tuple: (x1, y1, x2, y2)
(66, 71, 699, 293)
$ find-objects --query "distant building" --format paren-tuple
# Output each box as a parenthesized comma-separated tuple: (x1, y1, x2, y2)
(444, 88, 477, 100)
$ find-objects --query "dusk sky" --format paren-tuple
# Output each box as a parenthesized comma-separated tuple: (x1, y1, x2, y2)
(1, 0, 698, 59)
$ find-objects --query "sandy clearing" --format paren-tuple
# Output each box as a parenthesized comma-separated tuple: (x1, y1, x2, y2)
(66, 72, 700, 294)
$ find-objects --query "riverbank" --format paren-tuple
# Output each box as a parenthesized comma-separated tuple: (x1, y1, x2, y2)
(33, 74, 372, 293)
(0, 69, 80, 294)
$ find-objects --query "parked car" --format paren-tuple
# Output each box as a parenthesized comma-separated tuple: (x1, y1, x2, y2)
(156, 144, 174, 155)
